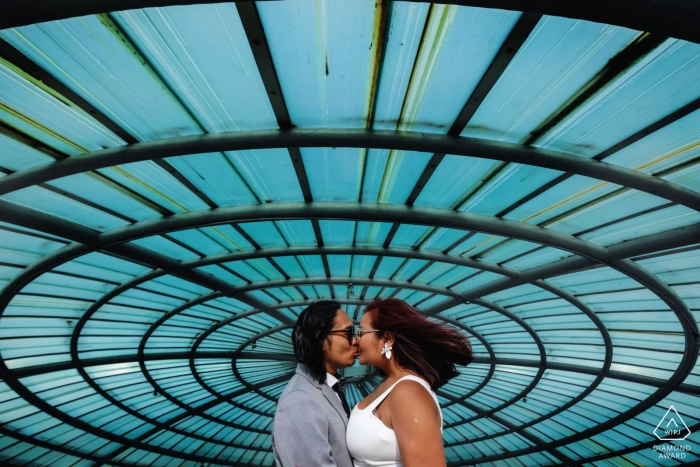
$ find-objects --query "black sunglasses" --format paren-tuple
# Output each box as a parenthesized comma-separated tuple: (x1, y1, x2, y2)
(326, 325, 355, 344)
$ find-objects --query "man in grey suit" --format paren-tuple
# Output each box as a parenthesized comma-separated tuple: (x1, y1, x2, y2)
(273, 300, 358, 467)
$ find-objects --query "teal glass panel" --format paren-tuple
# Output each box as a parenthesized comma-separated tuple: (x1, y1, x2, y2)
(327, 255, 351, 277)
(96, 162, 210, 213)
(478, 239, 543, 264)
(3, 187, 129, 231)
(302, 147, 364, 201)
(274, 220, 317, 246)
(318, 220, 356, 246)
(113, 4, 278, 133)
(128, 237, 200, 262)
(502, 246, 574, 270)
(0, 57, 123, 155)
(0, 132, 53, 171)
(353, 221, 394, 247)
(1, 15, 202, 142)
(451, 271, 503, 292)
(462, 17, 638, 144)
(257, 0, 383, 129)
(370, 256, 403, 280)
(164, 153, 259, 207)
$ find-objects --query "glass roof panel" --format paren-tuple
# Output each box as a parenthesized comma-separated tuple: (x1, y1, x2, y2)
(113, 4, 278, 133)
(0, 58, 123, 155)
(97, 162, 211, 213)
(533, 38, 700, 158)
(0, 1, 699, 465)
(3, 187, 129, 231)
(461, 17, 638, 143)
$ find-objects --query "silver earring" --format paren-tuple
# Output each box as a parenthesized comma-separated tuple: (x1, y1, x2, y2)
(381, 342, 392, 359)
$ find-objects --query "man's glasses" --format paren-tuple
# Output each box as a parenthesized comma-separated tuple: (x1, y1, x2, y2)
(327, 326, 382, 343)
(326, 326, 355, 344)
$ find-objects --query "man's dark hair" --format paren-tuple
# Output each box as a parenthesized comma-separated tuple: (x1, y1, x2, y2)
(292, 300, 341, 384)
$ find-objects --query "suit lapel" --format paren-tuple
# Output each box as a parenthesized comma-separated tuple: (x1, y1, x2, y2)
(295, 363, 348, 428)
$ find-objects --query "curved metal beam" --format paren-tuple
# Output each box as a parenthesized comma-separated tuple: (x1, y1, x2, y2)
(443, 298, 546, 420)
(184, 245, 520, 278)
(610, 259, 699, 386)
(442, 278, 613, 435)
(2, 0, 700, 44)
(11, 352, 698, 396)
(0, 353, 289, 467)
(443, 267, 699, 458)
(0, 204, 295, 326)
(534, 279, 613, 373)
(227, 276, 462, 299)
(76, 202, 610, 262)
(228, 325, 291, 404)
(1, 130, 699, 213)
(438, 390, 573, 465)
(436, 315, 497, 405)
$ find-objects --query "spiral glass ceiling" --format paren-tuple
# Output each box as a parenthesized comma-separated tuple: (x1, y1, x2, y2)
(0, 1, 699, 466)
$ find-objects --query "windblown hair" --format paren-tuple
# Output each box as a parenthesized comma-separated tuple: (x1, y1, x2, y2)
(365, 298, 473, 390)
(292, 300, 341, 384)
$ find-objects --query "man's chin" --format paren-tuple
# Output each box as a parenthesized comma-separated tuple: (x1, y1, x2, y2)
(342, 356, 359, 367)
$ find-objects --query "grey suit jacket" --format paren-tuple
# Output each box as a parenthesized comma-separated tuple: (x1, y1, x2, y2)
(272, 363, 353, 467)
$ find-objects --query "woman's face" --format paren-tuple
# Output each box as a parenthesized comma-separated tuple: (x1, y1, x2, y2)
(357, 311, 384, 366)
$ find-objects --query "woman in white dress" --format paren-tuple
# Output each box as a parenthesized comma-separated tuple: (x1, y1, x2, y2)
(346, 298, 473, 467)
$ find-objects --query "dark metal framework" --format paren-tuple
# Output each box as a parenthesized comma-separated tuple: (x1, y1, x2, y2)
(1, 194, 697, 464)
(3, 0, 700, 44)
(0, 0, 698, 465)
(2, 129, 700, 212)
(1, 204, 692, 460)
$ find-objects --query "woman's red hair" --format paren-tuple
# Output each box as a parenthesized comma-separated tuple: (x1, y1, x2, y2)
(365, 298, 473, 389)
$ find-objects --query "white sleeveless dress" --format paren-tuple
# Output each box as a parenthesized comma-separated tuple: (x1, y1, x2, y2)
(346, 375, 442, 467)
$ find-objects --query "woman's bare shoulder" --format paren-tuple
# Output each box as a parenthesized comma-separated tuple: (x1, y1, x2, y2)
(389, 380, 437, 412)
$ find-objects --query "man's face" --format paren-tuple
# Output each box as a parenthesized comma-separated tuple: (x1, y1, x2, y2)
(322, 309, 358, 374)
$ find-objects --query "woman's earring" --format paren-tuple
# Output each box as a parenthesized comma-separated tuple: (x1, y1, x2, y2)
(381, 342, 392, 360)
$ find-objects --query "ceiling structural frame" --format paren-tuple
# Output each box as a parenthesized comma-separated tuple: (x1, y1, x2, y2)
(1, 193, 699, 464)
(2, 0, 700, 44)
(3, 200, 699, 337)
(2, 264, 696, 458)
(1, 205, 698, 361)
(112, 280, 697, 466)
(3, 129, 700, 213)
(0, 294, 601, 467)
(373, 9, 541, 261)
(11, 287, 688, 395)
(1, 1, 700, 466)
(235, 0, 334, 285)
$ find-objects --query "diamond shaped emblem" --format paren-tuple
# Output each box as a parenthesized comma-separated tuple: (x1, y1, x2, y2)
(654, 405, 691, 441)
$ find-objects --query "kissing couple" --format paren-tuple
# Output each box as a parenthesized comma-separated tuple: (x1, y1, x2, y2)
(272, 298, 473, 466)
